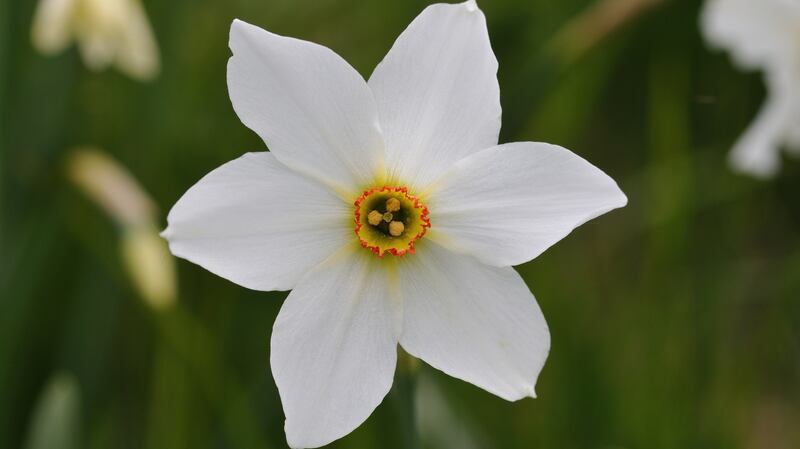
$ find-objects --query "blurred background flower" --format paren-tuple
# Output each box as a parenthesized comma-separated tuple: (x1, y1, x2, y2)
(31, 0, 160, 81)
(66, 147, 176, 310)
(700, 0, 800, 177)
(2, 0, 800, 448)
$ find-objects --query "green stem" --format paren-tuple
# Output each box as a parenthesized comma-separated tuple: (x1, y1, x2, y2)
(395, 350, 419, 449)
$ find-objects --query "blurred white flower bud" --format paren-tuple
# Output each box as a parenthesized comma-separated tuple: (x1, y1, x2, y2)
(31, 0, 160, 81)
(23, 372, 81, 449)
(67, 148, 176, 310)
(121, 226, 177, 311)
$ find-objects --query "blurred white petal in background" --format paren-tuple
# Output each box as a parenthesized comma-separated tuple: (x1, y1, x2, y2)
(67, 148, 176, 310)
(23, 373, 81, 449)
(700, 0, 800, 178)
(120, 226, 177, 309)
(31, 0, 160, 81)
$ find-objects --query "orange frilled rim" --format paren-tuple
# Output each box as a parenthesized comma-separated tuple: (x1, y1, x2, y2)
(354, 186, 431, 257)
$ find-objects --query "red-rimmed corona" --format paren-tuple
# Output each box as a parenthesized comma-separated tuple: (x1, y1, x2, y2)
(354, 186, 430, 257)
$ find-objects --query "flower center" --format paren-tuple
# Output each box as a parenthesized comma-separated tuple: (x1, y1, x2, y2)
(354, 186, 430, 257)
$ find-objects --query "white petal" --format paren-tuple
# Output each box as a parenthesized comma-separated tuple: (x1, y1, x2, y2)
(227, 20, 385, 196)
(426, 142, 627, 267)
(779, 75, 800, 154)
(162, 152, 351, 292)
(115, 0, 160, 81)
(271, 247, 399, 448)
(728, 79, 797, 178)
(700, 0, 800, 72)
(368, 1, 501, 190)
(786, 111, 800, 153)
(398, 241, 549, 401)
(31, 0, 77, 54)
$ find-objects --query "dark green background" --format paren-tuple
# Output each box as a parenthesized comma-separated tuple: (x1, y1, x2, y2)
(2, 0, 799, 448)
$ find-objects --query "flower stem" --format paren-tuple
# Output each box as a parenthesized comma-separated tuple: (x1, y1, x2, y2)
(396, 349, 420, 449)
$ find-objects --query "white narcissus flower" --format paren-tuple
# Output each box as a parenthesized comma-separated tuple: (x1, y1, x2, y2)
(162, 2, 627, 448)
(701, 0, 800, 178)
(31, 0, 160, 81)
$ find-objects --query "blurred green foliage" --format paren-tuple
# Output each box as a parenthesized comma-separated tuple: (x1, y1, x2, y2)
(2, 0, 800, 448)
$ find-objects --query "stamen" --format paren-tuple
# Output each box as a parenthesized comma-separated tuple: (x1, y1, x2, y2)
(386, 197, 401, 212)
(389, 221, 404, 237)
(367, 210, 383, 226)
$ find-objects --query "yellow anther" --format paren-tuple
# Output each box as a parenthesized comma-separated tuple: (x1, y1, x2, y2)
(383, 212, 393, 222)
(386, 197, 401, 212)
(367, 210, 383, 226)
(389, 221, 405, 237)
